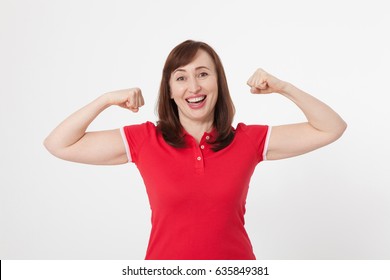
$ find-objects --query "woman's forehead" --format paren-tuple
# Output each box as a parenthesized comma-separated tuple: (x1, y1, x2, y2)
(173, 50, 215, 73)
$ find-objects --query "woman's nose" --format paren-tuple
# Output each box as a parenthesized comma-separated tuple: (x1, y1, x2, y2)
(188, 77, 201, 93)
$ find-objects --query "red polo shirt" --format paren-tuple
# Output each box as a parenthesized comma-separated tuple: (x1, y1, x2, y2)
(121, 121, 270, 260)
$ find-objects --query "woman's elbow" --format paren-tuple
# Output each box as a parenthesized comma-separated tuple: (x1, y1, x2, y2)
(43, 137, 52, 152)
(338, 119, 348, 136)
(43, 136, 62, 158)
(330, 120, 348, 142)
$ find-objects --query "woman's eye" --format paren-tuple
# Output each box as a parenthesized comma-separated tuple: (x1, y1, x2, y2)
(199, 72, 208, 78)
(176, 76, 185, 81)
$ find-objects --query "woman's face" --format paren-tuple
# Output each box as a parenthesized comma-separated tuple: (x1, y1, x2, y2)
(169, 49, 218, 125)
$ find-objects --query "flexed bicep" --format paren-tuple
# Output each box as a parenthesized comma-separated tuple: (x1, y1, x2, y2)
(44, 88, 145, 165)
(55, 129, 128, 165)
(266, 123, 340, 160)
(247, 69, 347, 161)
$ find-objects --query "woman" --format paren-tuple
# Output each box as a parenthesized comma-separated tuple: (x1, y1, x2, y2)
(44, 40, 347, 259)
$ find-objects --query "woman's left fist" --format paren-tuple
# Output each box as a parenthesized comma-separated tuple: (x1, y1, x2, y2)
(247, 68, 287, 94)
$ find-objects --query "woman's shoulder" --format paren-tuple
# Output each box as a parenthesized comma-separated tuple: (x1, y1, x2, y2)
(122, 121, 158, 138)
(234, 122, 269, 132)
(124, 121, 156, 129)
(233, 122, 270, 143)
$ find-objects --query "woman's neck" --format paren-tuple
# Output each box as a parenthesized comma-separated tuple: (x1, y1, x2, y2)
(180, 118, 214, 144)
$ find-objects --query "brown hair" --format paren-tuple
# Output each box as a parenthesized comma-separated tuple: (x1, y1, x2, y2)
(157, 40, 235, 152)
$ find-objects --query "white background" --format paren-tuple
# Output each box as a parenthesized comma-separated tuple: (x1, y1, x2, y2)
(1, 0, 389, 259)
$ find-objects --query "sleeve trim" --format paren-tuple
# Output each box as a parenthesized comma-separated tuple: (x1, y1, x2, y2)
(262, 126, 272, 161)
(120, 127, 132, 163)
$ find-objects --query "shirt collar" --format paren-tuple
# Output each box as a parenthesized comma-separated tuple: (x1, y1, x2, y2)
(182, 126, 218, 143)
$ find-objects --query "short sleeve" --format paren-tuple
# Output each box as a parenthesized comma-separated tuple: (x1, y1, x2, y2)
(237, 123, 272, 162)
(120, 122, 155, 163)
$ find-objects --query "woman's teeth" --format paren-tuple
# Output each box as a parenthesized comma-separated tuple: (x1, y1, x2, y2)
(186, 96, 206, 103)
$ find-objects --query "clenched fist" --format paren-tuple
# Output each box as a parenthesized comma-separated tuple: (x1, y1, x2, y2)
(105, 88, 145, 112)
(247, 68, 287, 94)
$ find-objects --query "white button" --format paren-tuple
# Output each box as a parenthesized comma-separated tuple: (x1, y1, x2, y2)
(200, 145, 205, 149)
(205, 136, 210, 140)
(197, 156, 202, 161)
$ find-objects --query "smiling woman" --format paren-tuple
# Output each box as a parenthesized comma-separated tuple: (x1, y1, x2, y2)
(157, 40, 235, 151)
(43, 39, 347, 260)
(167, 51, 219, 143)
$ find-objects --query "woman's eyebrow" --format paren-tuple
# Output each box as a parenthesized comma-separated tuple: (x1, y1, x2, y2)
(173, 66, 211, 74)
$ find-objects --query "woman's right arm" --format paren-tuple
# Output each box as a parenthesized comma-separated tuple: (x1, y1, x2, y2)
(43, 88, 144, 165)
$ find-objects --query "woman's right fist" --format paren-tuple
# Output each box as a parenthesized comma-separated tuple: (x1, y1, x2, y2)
(105, 88, 145, 112)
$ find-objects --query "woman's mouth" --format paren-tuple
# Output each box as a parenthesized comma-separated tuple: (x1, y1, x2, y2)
(185, 95, 207, 109)
(186, 95, 206, 104)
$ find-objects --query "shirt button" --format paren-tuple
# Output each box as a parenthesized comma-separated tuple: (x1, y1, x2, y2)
(205, 136, 210, 140)
(197, 156, 202, 161)
(200, 145, 205, 149)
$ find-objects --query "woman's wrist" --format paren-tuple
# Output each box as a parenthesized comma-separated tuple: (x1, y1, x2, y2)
(277, 81, 295, 95)
(96, 92, 114, 109)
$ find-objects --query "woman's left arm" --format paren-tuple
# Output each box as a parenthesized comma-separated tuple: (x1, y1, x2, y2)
(247, 68, 347, 160)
